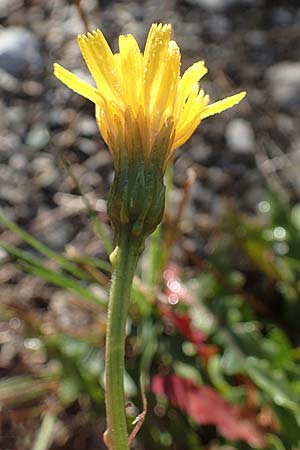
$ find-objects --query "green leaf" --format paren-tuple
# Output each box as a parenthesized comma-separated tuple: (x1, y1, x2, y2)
(220, 345, 244, 375)
(59, 377, 81, 404)
(245, 358, 298, 410)
(291, 204, 300, 230)
(243, 239, 281, 280)
(131, 283, 152, 317)
(173, 361, 202, 385)
(207, 354, 232, 395)
(266, 434, 287, 450)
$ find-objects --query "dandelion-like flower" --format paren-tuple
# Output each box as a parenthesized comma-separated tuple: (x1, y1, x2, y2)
(54, 24, 245, 238)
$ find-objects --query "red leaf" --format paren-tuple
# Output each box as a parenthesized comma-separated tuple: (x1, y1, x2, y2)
(159, 305, 218, 360)
(152, 374, 265, 448)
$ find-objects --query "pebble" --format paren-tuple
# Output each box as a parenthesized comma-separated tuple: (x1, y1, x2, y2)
(0, 0, 22, 19)
(78, 138, 98, 155)
(36, 218, 74, 250)
(0, 27, 43, 78)
(189, 137, 212, 164)
(208, 168, 230, 192)
(6, 105, 27, 129)
(266, 62, 300, 110)
(31, 155, 59, 188)
(9, 154, 27, 171)
(0, 164, 31, 204)
(0, 134, 21, 159)
(185, 0, 256, 12)
(51, 290, 92, 328)
(190, 181, 214, 210)
(25, 124, 50, 151)
(84, 151, 112, 172)
(225, 119, 255, 154)
(270, 8, 293, 27)
(0, 68, 20, 92)
(205, 14, 231, 40)
(186, 0, 227, 11)
(22, 80, 43, 96)
(77, 117, 98, 138)
(244, 185, 264, 209)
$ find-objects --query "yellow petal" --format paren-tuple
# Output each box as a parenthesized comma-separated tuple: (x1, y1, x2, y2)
(53, 63, 103, 105)
(95, 105, 108, 143)
(150, 40, 181, 131)
(201, 91, 246, 119)
(175, 61, 207, 118)
(78, 31, 121, 103)
(92, 30, 122, 96)
(113, 53, 122, 78)
(173, 90, 209, 149)
(119, 34, 143, 113)
(143, 24, 172, 112)
(173, 114, 201, 150)
(102, 100, 124, 145)
(176, 84, 200, 132)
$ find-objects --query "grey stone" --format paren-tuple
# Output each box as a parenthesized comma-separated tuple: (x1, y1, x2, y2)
(185, 0, 256, 12)
(31, 155, 59, 187)
(25, 124, 50, 151)
(185, 0, 226, 11)
(9, 153, 27, 170)
(0, 27, 43, 78)
(84, 151, 112, 171)
(0, 164, 31, 204)
(190, 181, 214, 208)
(245, 185, 264, 209)
(22, 80, 43, 96)
(208, 168, 230, 191)
(270, 8, 293, 27)
(78, 137, 98, 155)
(0, 134, 21, 159)
(36, 220, 74, 251)
(266, 62, 300, 110)
(77, 117, 98, 137)
(0, 0, 22, 18)
(225, 118, 255, 154)
(189, 137, 212, 164)
(0, 68, 20, 92)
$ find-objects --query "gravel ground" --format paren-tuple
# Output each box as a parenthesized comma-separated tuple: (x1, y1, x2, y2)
(1, 0, 300, 447)
(1, 0, 300, 246)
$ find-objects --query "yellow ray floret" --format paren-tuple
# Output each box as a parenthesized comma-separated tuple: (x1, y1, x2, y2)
(54, 23, 246, 170)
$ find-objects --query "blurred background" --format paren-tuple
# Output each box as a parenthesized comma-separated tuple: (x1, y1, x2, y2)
(1, 0, 300, 449)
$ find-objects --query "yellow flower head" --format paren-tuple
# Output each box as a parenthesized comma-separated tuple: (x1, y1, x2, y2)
(54, 23, 245, 172)
(54, 24, 245, 238)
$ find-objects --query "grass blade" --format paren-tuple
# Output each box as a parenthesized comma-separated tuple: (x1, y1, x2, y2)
(0, 212, 89, 280)
(31, 412, 56, 450)
(1, 242, 106, 307)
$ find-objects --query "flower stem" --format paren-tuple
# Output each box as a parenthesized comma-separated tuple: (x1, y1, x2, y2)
(104, 226, 143, 450)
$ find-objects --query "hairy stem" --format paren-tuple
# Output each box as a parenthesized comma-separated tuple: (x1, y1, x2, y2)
(104, 227, 142, 450)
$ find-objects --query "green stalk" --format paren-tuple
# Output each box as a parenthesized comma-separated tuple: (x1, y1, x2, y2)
(105, 226, 143, 450)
